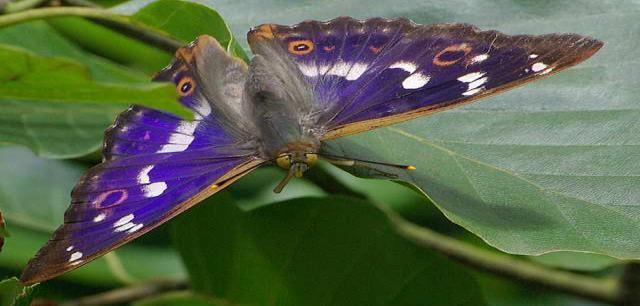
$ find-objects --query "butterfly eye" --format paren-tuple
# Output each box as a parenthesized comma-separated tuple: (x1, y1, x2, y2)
(304, 153, 318, 166)
(288, 40, 314, 55)
(276, 154, 292, 169)
(177, 76, 195, 96)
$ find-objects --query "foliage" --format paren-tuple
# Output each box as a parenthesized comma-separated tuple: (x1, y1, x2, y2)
(0, 0, 635, 305)
(0, 277, 36, 306)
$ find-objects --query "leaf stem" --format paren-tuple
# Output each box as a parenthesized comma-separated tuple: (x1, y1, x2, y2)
(60, 279, 188, 306)
(306, 167, 630, 304)
(387, 211, 624, 305)
(0, 7, 183, 53)
(2, 0, 46, 14)
(0, 7, 127, 27)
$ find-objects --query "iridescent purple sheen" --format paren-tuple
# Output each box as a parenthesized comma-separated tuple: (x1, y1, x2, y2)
(103, 106, 236, 160)
(253, 18, 601, 133)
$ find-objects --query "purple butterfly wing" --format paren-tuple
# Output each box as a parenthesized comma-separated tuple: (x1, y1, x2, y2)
(247, 17, 603, 139)
(21, 36, 264, 284)
(103, 105, 237, 160)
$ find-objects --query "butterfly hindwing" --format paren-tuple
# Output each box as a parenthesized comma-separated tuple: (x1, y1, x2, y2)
(248, 17, 603, 139)
(21, 37, 264, 284)
(21, 154, 262, 284)
(103, 105, 238, 160)
(154, 35, 257, 139)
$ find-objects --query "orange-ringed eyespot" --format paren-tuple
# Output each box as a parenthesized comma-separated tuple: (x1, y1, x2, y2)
(177, 76, 195, 96)
(288, 40, 314, 55)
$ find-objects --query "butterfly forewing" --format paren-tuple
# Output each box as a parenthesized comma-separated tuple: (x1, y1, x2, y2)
(248, 18, 603, 139)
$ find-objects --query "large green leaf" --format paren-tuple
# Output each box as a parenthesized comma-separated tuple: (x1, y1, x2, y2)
(172, 194, 485, 306)
(115, 0, 639, 259)
(0, 45, 185, 158)
(130, 0, 248, 61)
(0, 147, 185, 286)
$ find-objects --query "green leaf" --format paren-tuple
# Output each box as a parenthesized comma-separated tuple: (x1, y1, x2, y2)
(0, 147, 84, 231)
(0, 21, 149, 83)
(0, 277, 36, 306)
(0, 45, 186, 158)
(134, 291, 227, 306)
(172, 194, 486, 306)
(48, 17, 173, 74)
(0, 147, 185, 286)
(129, 0, 249, 61)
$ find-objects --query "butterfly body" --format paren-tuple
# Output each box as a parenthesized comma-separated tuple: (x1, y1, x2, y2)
(21, 17, 602, 284)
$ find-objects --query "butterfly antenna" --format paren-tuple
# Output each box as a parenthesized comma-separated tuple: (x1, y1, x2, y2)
(317, 153, 416, 171)
(273, 167, 296, 193)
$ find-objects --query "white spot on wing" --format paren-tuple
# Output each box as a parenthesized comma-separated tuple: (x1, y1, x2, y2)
(137, 165, 154, 184)
(346, 63, 368, 81)
(66, 246, 74, 252)
(529, 54, 539, 59)
(175, 121, 198, 135)
(195, 101, 212, 117)
(143, 182, 167, 197)
(327, 61, 351, 77)
(539, 67, 554, 75)
(93, 213, 106, 223)
(467, 77, 488, 90)
(462, 88, 483, 96)
(128, 223, 144, 234)
(470, 54, 489, 64)
(389, 61, 417, 73)
(531, 62, 548, 72)
(167, 133, 194, 145)
(157, 144, 189, 153)
(115, 222, 136, 232)
(318, 64, 331, 75)
(299, 63, 319, 77)
(69, 252, 83, 262)
(402, 73, 431, 89)
(457, 72, 486, 83)
(114, 214, 134, 227)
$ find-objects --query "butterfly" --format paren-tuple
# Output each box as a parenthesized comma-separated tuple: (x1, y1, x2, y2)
(20, 17, 602, 284)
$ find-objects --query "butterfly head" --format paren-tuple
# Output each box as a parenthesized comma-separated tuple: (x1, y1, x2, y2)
(276, 152, 318, 178)
(272, 140, 320, 193)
